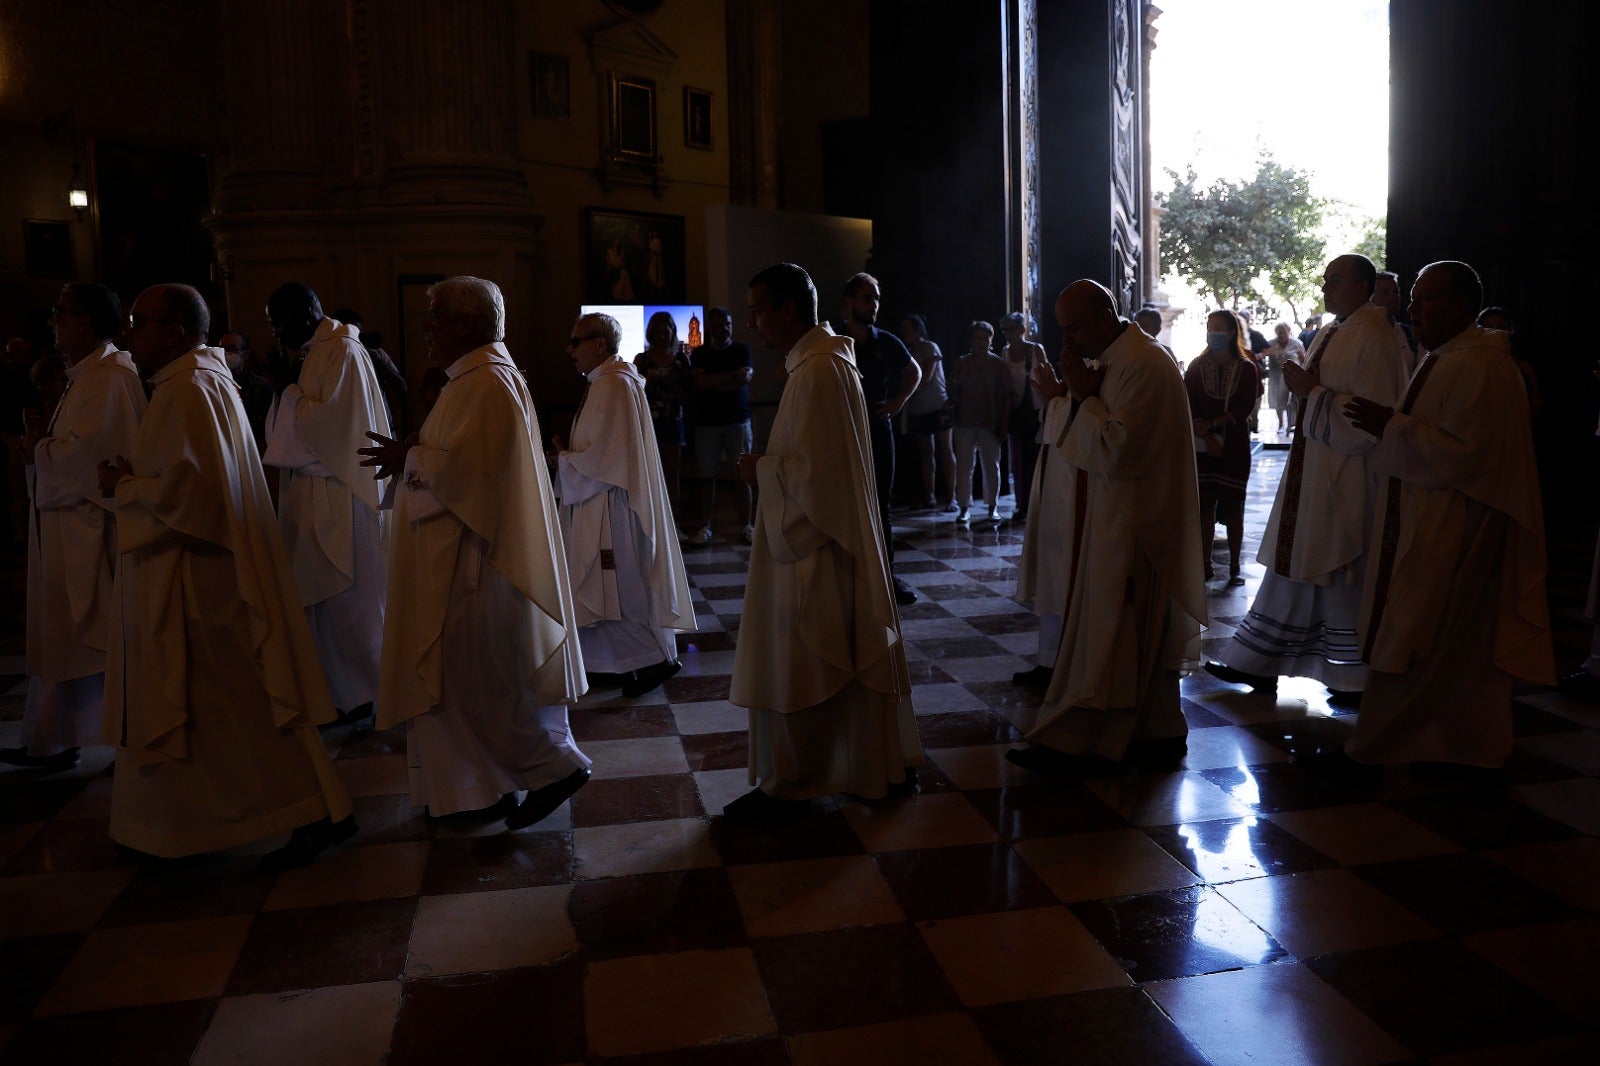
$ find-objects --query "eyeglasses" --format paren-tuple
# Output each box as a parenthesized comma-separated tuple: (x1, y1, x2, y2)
(568, 334, 601, 349)
(128, 313, 175, 328)
(50, 306, 89, 318)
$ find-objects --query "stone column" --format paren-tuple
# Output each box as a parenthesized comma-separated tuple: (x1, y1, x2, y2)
(726, 0, 782, 208)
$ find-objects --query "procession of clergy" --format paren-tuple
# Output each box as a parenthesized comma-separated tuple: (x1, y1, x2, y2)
(4, 251, 1549, 868)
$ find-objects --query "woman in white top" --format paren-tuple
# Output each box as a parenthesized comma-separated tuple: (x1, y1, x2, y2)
(999, 312, 1048, 521)
(1263, 322, 1306, 435)
(899, 313, 955, 510)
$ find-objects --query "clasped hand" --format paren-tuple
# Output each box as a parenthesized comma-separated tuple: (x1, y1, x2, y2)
(97, 455, 132, 498)
(1342, 396, 1395, 438)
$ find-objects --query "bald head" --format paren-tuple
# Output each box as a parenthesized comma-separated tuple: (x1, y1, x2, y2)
(1055, 280, 1123, 360)
(128, 284, 209, 371)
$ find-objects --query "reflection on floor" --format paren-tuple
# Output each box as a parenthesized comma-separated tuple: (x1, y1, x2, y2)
(3, 450, 1599, 1064)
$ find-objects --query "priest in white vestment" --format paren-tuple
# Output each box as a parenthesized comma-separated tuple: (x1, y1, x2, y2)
(364, 276, 591, 829)
(557, 312, 695, 698)
(1009, 281, 1206, 773)
(99, 285, 354, 869)
(726, 263, 921, 817)
(1206, 255, 1409, 698)
(1340, 261, 1554, 768)
(1, 285, 146, 773)
(1012, 389, 1088, 690)
(263, 284, 391, 723)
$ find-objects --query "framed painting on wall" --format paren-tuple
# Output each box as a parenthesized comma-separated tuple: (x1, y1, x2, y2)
(683, 87, 713, 150)
(532, 52, 570, 120)
(609, 73, 658, 162)
(585, 208, 685, 305)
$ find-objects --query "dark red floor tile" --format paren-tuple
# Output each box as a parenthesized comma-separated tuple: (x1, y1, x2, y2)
(752, 924, 959, 1033)
(701, 584, 746, 602)
(964, 784, 1126, 841)
(1200, 763, 1366, 813)
(897, 600, 955, 621)
(664, 674, 732, 703)
(1179, 698, 1231, 729)
(596, 1037, 790, 1066)
(1351, 853, 1582, 935)
(964, 612, 1041, 635)
(959, 679, 1050, 713)
(0, 778, 89, 826)
(420, 830, 572, 895)
(1143, 817, 1337, 883)
(1510, 703, 1587, 737)
(390, 959, 585, 1065)
(570, 703, 679, 741)
(569, 773, 705, 828)
(0, 998, 216, 1065)
(916, 710, 1021, 749)
(1384, 790, 1578, 851)
(1068, 885, 1287, 982)
(677, 631, 737, 653)
(1240, 716, 1355, 758)
(0, 933, 82, 1023)
(225, 896, 417, 995)
(916, 583, 998, 602)
(2, 816, 122, 874)
(98, 857, 275, 927)
(893, 559, 956, 574)
(709, 809, 865, 866)
(348, 792, 435, 845)
(1307, 938, 1583, 1057)
(908, 636, 1008, 661)
(683, 561, 749, 576)
(874, 842, 1057, 920)
(569, 868, 746, 956)
(681, 732, 747, 773)
(974, 987, 1208, 1065)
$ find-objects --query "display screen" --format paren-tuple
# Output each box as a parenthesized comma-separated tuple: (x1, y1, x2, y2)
(580, 304, 705, 357)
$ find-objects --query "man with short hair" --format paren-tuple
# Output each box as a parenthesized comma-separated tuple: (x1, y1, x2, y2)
(98, 284, 354, 867)
(362, 276, 591, 829)
(218, 330, 273, 452)
(1298, 315, 1322, 353)
(557, 312, 695, 698)
(725, 262, 921, 817)
(687, 306, 755, 545)
(1134, 307, 1180, 367)
(0, 284, 145, 773)
(1374, 270, 1420, 373)
(263, 284, 392, 725)
(839, 272, 921, 606)
(1007, 281, 1205, 772)
(1205, 254, 1409, 700)
(1340, 261, 1553, 768)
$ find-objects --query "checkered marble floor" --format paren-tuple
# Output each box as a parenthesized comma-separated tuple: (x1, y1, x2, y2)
(3, 450, 1599, 1064)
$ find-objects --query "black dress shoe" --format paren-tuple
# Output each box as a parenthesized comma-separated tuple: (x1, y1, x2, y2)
(337, 702, 374, 726)
(884, 767, 920, 799)
(1203, 661, 1278, 691)
(1005, 744, 1090, 778)
(621, 658, 682, 699)
(0, 745, 80, 773)
(721, 787, 810, 822)
(893, 577, 918, 606)
(1127, 736, 1188, 770)
(1325, 688, 1363, 707)
(586, 671, 634, 688)
(260, 814, 359, 871)
(1557, 669, 1600, 701)
(1011, 665, 1054, 688)
(506, 767, 591, 829)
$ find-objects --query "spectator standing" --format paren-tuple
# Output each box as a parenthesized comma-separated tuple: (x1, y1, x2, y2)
(634, 311, 693, 529)
(687, 306, 755, 545)
(898, 313, 955, 510)
(1264, 322, 1307, 435)
(999, 312, 1047, 521)
(951, 322, 1010, 524)
(1185, 311, 1261, 585)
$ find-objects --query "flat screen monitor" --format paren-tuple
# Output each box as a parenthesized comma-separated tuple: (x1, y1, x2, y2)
(580, 304, 705, 358)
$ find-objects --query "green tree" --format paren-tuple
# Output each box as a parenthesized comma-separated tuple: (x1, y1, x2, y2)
(1158, 153, 1327, 322)
(1353, 216, 1386, 267)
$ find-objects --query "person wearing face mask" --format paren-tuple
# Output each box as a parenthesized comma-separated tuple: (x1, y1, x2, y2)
(1204, 254, 1409, 704)
(1185, 311, 1261, 586)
